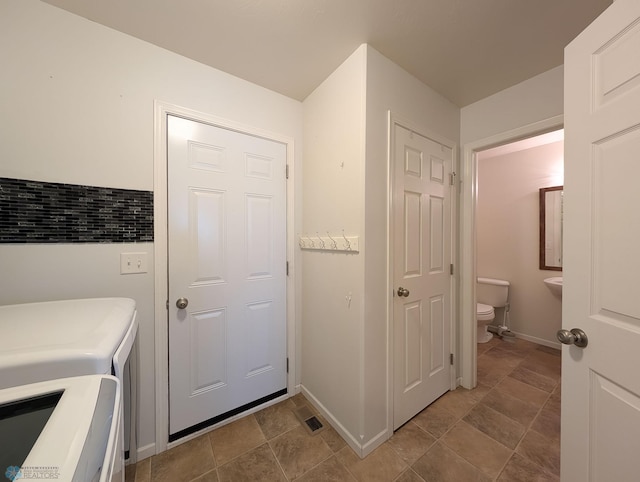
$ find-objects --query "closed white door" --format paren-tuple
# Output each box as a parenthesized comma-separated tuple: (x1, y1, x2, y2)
(167, 115, 287, 437)
(393, 123, 452, 429)
(562, 0, 640, 479)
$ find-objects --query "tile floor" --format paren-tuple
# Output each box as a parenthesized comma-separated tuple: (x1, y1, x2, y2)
(126, 337, 561, 482)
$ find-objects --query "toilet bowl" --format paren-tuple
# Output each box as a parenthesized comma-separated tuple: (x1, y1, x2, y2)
(476, 277, 510, 344)
(476, 302, 495, 343)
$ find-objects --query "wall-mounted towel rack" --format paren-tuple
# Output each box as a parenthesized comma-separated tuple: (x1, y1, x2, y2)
(299, 231, 359, 253)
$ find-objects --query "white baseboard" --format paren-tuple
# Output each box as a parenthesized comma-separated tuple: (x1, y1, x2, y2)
(511, 331, 561, 350)
(132, 442, 156, 462)
(300, 385, 390, 459)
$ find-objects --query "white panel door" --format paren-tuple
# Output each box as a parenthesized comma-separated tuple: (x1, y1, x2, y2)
(167, 115, 287, 437)
(393, 124, 452, 430)
(563, 0, 640, 479)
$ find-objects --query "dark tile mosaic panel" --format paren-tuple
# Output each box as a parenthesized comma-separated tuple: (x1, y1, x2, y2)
(0, 177, 153, 243)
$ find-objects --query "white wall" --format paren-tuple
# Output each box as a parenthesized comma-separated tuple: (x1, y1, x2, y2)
(477, 141, 563, 346)
(364, 46, 459, 446)
(301, 44, 459, 456)
(461, 66, 564, 145)
(301, 44, 367, 452)
(0, 0, 303, 458)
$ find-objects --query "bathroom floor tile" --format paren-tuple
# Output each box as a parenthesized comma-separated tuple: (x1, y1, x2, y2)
(463, 403, 526, 449)
(530, 405, 561, 442)
(150, 434, 216, 482)
(217, 443, 286, 482)
(495, 376, 550, 407)
(294, 455, 356, 482)
(509, 366, 558, 393)
(320, 426, 348, 452)
(441, 421, 512, 478)
(208, 415, 266, 466)
(431, 384, 490, 418)
(480, 387, 541, 426)
(336, 444, 407, 482)
(497, 453, 559, 481)
(412, 402, 459, 438)
(516, 429, 561, 476)
(191, 470, 219, 482)
(411, 442, 492, 482)
(387, 421, 436, 465)
(269, 425, 333, 480)
(395, 468, 426, 482)
(254, 399, 300, 440)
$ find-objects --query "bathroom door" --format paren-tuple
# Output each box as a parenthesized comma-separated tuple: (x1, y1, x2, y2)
(167, 115, 287, 437)
(392, 122, 453, 429)
(562, 0, 640, 479)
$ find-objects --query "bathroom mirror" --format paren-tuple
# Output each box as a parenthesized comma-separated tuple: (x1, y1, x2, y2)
(539, 186, 563, 271)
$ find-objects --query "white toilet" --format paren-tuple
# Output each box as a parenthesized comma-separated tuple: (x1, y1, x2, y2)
(476, 277, 510, 343)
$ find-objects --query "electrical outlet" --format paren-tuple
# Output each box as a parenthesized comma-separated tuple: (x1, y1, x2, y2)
(120, 252, 148, 274)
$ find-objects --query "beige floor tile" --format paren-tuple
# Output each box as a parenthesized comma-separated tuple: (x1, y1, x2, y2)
(431, 384, 490, 418)
(519, 353, 561, 380)
(387, 421, 436, 465)
(336, 444, 407, 482)
(481, 388, 542, 426)
(477, 356, 514, 387)
(530, 405, 561, 441)
(412, 403, 458, 438)
(394, 468, 426, 482)
(254, 399, 300, 439)
(411, 442, 492, 482)
(132, 457, 150, 482)
(320, 426, 348, 452)
(535, 345, 561, 357)
(150, 435, 215, 482)
(463, 404, 526, 449)
(209, 415, 266, 466)
(497, 453, 559, 481)
(484, 346, 527, 369)
(269, 425, 332, 480)
(496, 376, 550, 407)
(509, 366, 558, 393)
(441, 421, 512, 478)
(217, 443, 286, 482)
(191, 469, 219, 482)
(516, 429, 561, 476)
(294, 455, 357, 482)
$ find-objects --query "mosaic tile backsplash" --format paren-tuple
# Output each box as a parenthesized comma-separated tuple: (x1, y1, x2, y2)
(0, 177, 153, 243)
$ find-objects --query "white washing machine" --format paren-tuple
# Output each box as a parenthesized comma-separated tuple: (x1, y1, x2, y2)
(0, 298, 138, 480)
(0, 375, 121, 482)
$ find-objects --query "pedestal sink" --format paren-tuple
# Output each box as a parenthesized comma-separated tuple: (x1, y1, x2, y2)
(544, 277, 563, 298)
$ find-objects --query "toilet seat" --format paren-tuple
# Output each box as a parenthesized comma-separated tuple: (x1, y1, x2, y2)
(476, 302, 494, 321)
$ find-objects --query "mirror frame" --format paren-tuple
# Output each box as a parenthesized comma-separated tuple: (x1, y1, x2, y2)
(539, 185, 563, 271)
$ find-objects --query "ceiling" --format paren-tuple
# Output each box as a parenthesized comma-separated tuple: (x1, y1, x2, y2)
(42, 0, 611, 107)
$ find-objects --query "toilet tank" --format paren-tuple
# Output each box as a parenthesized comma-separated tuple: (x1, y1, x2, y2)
(477, 277, 509, 307)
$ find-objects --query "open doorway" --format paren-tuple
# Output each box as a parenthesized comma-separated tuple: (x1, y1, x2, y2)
(459, 116, 563, 389)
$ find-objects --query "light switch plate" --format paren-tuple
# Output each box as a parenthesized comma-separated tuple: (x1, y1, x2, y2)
(120, 252, 148, 274)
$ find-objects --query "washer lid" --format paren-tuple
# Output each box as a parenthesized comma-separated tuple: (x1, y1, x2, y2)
(0, 298, 136, 389)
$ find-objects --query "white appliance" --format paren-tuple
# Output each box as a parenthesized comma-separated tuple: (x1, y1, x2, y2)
(0, 375, 121, 482)
(0, 298, 138, 479)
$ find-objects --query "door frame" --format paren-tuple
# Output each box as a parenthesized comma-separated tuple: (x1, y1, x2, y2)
(459, 114, 563, 389)
(153, 100, 298, 453)
(387, 112, 458, 430)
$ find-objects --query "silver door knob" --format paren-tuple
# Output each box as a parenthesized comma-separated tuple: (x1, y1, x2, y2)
(557, 328, 588, 348)
(176, 297, 189, 309)
(397, 287, 410, 297)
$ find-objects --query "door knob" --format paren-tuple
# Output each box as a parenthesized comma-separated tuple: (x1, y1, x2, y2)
(557, 328, 588, 348)
(397, 287, 410, 297)
(176, 297, 189, 309)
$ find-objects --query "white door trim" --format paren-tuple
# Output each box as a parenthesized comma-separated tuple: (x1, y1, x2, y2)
(387, 111, 458, 430)
(153, 100, 297, 454)
(459, 114, 563, 389)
